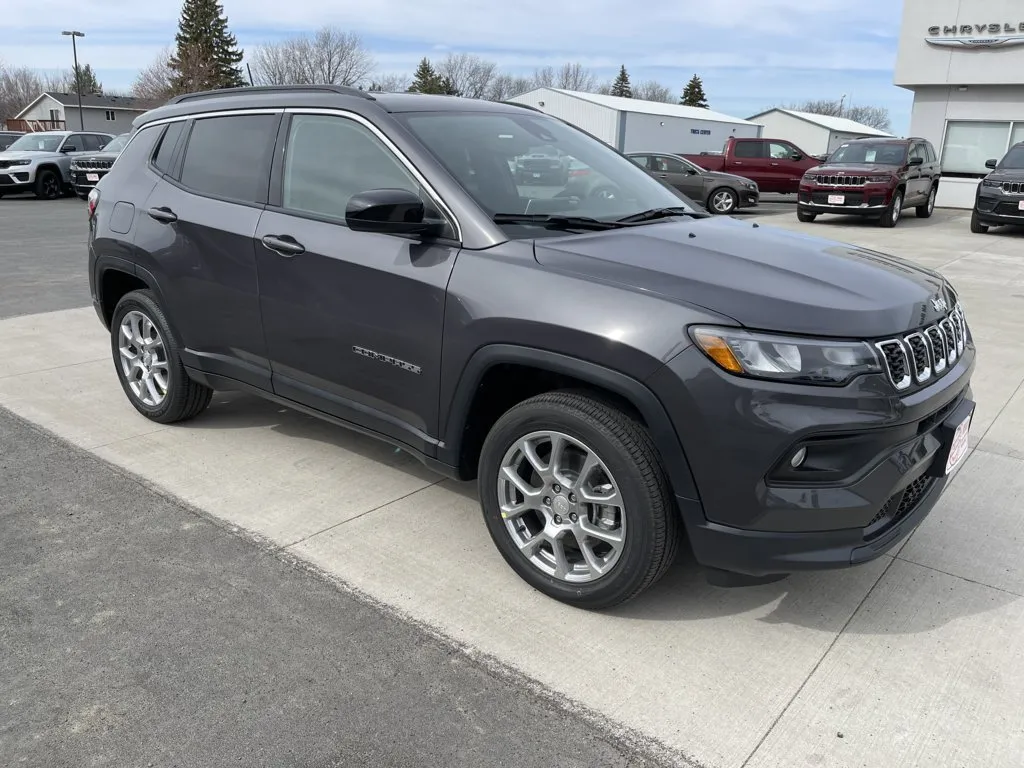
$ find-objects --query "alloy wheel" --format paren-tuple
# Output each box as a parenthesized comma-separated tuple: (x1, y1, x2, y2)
(118, 310, 169, 406)
(928, 187, 936, 214)
(891, 193, 902, 222)
(42, 174, 60, 199)
(712, 190, 736, 213)
(497, 430, 626, 583)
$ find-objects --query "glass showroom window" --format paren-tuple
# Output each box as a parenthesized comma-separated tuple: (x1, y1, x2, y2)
(941, 121, 1024, 177)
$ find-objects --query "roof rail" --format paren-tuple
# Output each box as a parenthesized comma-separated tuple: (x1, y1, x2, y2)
(167, 84, 376, 105)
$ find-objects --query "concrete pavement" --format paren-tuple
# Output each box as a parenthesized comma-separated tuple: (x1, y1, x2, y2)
(2, 201, 1023, 767)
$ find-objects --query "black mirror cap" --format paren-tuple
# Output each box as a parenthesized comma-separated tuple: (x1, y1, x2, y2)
(985, 158, 999, 169)
(791, 153, 803, 161)
(908, 156, 924, 166)
(61, 145, 77, 153)
(345, 188, 436, 235)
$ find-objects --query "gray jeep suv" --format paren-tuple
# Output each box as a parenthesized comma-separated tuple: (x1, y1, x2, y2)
(0, 130, 114, 199)
(87, 85, 976, 609)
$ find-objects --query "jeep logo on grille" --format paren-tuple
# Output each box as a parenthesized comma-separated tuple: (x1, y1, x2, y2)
(931, 296, 948, 312)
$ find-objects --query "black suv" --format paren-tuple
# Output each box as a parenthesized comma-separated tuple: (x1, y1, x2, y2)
(88, 85, 976, 609)
(798, 137, 941, 227)
(71, 132, 130, 199)
(972, 141, 1024, 233)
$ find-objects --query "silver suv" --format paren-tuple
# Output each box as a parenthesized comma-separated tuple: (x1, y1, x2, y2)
(0, 130, 114, 199)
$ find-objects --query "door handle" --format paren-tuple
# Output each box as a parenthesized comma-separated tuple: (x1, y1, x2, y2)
(261, 234, 305, 257)
(657, 173, 668, 178)
(147, 206, 177, 223)
(770, 162, 779, 166)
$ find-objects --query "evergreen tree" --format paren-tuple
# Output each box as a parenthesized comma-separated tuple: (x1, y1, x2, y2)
(72, 63, 102, 94)
(609, 65, 632, 98)
(680, 74, 709, 109)
(168, 0, 245, 93)
(407, 58, 460, 95)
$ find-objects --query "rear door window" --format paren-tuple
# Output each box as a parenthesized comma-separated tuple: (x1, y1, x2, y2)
(733, 141, 764, 159)
(178, 114, 279, 203)
(151, 121, 185, 175)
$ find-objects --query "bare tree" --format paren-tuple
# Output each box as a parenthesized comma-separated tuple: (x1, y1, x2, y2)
(633, 80, 673, 103)
(487, 73, 533, 101)
(434, 53, 496, 99)
(0, 63, 43, 121)
(131, 47, 176, 102)
(556, 62, 597, 92)
(249, 27, 375, 87)
(368, 73, 410, 92)
(785, 98, 892, 132)
(530, 66, 556, 89)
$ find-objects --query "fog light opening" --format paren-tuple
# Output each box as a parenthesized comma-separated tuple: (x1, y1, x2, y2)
(790, 447, 807, 468)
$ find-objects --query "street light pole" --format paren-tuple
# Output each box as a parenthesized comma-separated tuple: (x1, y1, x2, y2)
(61, 30, 85, 131)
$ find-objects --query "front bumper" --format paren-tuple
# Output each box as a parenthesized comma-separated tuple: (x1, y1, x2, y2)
(648, 341, 976, 577)
(736, 189, 760, 208)
(975, 193, 1024, 225)
(798, 184, 892, 215)
(71, 168, 108, 193)
(0, 169, 33, 190)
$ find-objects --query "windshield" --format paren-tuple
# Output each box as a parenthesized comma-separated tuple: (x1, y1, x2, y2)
(6, 133, 64, 152)
(103, 134, 130, 154)
(998, 144, 1024, 170)
(828, 142, 907, 166)
(397, 111, 695, 238)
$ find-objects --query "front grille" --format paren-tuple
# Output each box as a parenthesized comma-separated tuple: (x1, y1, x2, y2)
(811, 191, 865, 205)
(1000, 181, 1024, 194)
(867, 475, 935, 532)
(0, 174, 15, 185)
(0, 160, 11, 169)
(875, 304, 968, 391)
(811, 174, 868, 186)
(73, 159, 114, 170)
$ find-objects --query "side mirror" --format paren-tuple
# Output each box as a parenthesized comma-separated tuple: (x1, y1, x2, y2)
(345, 188, 439, 236)
(791, 153, 803, 161)
(908, 156, 924, 166)
(61, 145, 77, 153)
(985, 159, 998, 169)
(686, 168, 698, 175)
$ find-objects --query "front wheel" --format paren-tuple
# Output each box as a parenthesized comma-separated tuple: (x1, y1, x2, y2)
(707, 187, 738, 214)
(879, 189, 903, 228)
(970, 211, 989, 234)
(797, 209, 817, 223)
(916, 185, 937, 218)
(478, 391, 679, 609)
(110, 290, 213, 424)
(34, 169, 62, 200)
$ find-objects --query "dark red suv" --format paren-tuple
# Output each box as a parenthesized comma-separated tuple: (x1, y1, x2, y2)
(797, 137, 941, 228)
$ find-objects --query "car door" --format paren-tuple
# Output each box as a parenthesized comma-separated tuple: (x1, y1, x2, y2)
(255, 110, 461, 454)
(907, 142, 928, 202)
(727, 140, 771, 188)
(765, 141, 807, 193)
(652, 155, 705, 200)
(134, 111, 280, 391)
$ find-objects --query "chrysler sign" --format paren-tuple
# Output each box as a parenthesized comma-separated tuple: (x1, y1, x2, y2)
(927, 22, 1024, 49)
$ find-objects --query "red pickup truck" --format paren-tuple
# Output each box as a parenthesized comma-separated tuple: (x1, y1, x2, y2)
(683, 137, 824, 193)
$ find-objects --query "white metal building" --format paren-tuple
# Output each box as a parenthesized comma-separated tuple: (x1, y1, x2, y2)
(744, 108, 892, 157)
(508, 88, 763, 154)
(896, 0, 1024, 208)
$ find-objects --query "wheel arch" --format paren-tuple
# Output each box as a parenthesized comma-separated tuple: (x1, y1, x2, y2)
(96, 260, 177, 339)
(440, 344, 700, 501)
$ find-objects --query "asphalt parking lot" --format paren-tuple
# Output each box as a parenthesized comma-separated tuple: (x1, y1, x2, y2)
(2, 197, 1023, 767)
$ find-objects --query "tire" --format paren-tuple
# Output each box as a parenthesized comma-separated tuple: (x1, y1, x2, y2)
(797, 209, 817, 223)
(110, 289, 213, 424)
(478, 391, 679, 610)
(916, 184, 937, 218)
(970, 211, 989, 234)
(707, 187, 738, 214)
(879, 189, 904, 228)
(34, 169, 62, 200)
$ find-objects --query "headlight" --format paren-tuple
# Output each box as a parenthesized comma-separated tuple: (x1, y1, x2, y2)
(690, 326, 881, 385)
(7, 159, 30, 166)
(981, 179, 1001, 188)
(868, 175, 892, 183)
(802, 172, 817, 181)
(744, 181, 757, 190)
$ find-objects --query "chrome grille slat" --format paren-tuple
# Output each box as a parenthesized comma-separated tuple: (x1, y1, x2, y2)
(877, 306, 969, 390)
(904, 333, 931, 383)
(1001, 181, 1023, 195)
(814, 174, 867, 187)
(939, 319, 957, 365)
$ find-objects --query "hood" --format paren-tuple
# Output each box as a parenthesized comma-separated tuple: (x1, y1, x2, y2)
(72, 151, 121, 163)
(704, 170, 756, 186)
(984, 168, 1024, 182)
(808, 164, 900, 177)
(533, 216, 954, 338)
(0, 150, 60, 161)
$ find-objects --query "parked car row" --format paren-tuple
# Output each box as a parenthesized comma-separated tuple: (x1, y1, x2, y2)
(0, 130, 125, 200)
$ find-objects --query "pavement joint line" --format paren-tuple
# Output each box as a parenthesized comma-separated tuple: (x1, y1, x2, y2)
(0, 356, 107, 381)
(0, 401, 696, 768)
(281, 478, 448, 550)
(88, 425, 173, 451)
(892, 555, 1024, 599)
(737, 553, 898, 768)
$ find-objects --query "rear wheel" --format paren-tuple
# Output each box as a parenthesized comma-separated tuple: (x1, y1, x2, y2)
(879, 189, 903, 228)
(478, 391, 679, 610)
(916, 184, 937, 218)
(970, 211, 989, 234)
(797, 209, 817, 223)
(708, 187, 738, 214)
(110, 290, 213, 424)
(34, 169, 61, 200)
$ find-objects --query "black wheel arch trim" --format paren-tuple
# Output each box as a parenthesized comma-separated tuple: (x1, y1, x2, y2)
(440, 344, 701, 501)
(94, 259, 181, 343)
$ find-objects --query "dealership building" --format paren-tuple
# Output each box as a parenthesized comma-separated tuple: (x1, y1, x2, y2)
(508, 88, 763, 155)
(897, 0, 1024, 208)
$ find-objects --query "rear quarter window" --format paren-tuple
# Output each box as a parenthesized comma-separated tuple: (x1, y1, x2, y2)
(151, 121, 186, 175)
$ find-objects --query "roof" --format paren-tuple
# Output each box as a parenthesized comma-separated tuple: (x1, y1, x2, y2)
(746, 108, 892, 137)
(516, 88, 761, 126)
(14, 92, 154, 119)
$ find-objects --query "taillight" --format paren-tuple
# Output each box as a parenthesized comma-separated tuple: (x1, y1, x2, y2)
(87, 187, 99, 219)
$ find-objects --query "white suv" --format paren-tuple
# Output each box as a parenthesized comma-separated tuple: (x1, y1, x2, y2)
(0, 131, 114, 199)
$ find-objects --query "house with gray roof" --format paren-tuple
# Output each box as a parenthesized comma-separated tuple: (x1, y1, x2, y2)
(6, 92, 157, 134)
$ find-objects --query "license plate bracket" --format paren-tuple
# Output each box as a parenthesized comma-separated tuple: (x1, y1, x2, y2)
(828, 194, 845, 205)
(930, 398, 975, 477)
(86, 173, 99, 182)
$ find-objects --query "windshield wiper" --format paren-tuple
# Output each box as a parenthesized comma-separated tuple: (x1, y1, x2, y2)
(616, 207, 707, 224)
(492, 213, 627, 230)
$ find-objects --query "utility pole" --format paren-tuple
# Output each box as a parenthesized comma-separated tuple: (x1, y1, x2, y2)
(61, 30, 85, 130)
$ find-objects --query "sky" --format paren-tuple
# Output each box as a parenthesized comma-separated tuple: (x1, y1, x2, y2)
(0, 0, 914, 134)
